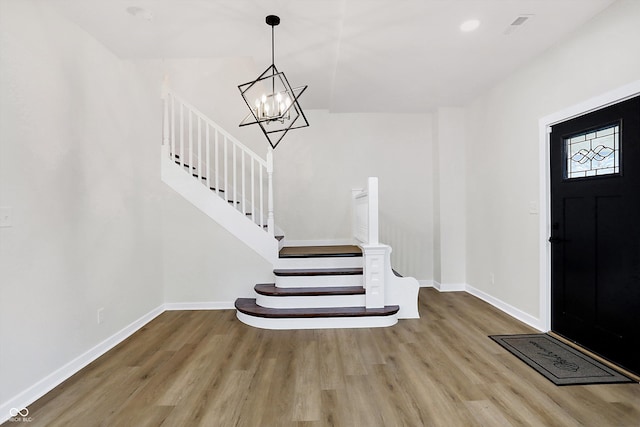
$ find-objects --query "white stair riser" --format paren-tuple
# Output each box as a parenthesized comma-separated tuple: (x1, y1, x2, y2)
(236, 312, 397, 330)
(256, 294, 365, 309)
(275, 274, 363, 288)
(275, 257, 362, 270)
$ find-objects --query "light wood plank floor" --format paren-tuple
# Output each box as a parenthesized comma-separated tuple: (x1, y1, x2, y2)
(8, 289, 639, 426)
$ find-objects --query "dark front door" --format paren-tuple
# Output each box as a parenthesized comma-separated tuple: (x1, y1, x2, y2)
(550, 95, 640, 376)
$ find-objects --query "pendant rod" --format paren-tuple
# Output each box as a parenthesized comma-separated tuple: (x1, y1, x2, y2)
(266, 15, 280, 96)
(271, 24, 275, 95)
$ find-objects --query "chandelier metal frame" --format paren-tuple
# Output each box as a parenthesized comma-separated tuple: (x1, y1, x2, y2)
(238, 15, 309, 149)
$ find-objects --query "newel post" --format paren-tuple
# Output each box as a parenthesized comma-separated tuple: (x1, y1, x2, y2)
(362, 244, 388, 309)
(363, 177, 384, 308)
(266, 148, 275, 236)
(351, 177, 386, 309)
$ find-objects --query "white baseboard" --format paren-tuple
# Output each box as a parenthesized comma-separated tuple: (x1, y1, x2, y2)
(0, 305, 165, 425)
(164, 301, 235, 310)
(426, 282, 544, 331)
(464, 284, 544, 331)
(432, 281, 466, 292)
(418, 279, 432, 288)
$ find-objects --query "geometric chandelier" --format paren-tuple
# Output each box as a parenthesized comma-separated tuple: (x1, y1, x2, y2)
(238, 15, 309, 149)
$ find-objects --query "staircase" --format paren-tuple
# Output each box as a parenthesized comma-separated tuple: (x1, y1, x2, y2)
(161, 88, 419, 330)
(236, 245, 402, 329)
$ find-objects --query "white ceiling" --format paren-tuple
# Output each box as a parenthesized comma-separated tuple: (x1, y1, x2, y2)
(50, 0, 617, 113)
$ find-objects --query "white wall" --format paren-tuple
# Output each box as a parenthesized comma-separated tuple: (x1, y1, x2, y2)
(273, 110, 434, 280)
(431, 114, 442, 285)
(0, 0, 276, 412)
(434, 108, 466, 290)
(161, 186, 274, 303)
(136, 57, 269, 158)
(0, 0, 163, 406)
(464, 0, 640, 321)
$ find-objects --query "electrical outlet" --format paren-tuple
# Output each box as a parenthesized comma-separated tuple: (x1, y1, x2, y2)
(490, 273, 495, 285)
(97, 308, 105, 324)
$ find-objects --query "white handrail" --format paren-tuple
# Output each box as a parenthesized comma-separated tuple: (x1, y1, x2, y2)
(162, 90, 274, 235)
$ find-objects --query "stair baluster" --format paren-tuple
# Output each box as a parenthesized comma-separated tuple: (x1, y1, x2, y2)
(205, 125, 210, 190)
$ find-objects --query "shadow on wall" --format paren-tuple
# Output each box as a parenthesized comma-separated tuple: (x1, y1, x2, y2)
(379, 212, 430, 280)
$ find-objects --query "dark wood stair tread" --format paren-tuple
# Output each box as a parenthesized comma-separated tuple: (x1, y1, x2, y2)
(235, 298, 399, 318)
(273, 267, 363, 277)
(279, 245, 362, 259)
(254, 283, 365, 297)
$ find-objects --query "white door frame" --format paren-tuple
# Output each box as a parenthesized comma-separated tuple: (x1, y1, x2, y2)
(537, 80, 640, 332)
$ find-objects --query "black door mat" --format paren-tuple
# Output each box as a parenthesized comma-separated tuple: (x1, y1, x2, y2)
(489, 333, 635, 386)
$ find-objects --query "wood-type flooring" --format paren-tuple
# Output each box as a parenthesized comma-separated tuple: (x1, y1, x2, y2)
(8, 289, 639, 426)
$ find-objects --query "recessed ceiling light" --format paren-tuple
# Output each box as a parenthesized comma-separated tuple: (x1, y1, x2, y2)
(460, 19, 480, 32)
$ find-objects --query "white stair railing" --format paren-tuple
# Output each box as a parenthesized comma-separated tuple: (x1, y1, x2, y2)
(162, 89, 274, 235)
(352, 177, 420, 318)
